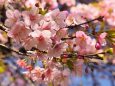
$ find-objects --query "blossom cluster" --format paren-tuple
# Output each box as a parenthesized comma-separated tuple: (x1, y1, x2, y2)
(0, 0, 115, 86)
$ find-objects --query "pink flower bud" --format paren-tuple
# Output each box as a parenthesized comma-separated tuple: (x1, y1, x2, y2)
(95, 42, 101, 50)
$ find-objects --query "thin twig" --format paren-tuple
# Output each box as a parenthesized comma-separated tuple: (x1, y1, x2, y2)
(67, 16, 104, 28)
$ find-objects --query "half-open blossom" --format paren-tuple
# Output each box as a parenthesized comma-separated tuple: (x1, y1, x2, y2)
(98, 32, 107, 46)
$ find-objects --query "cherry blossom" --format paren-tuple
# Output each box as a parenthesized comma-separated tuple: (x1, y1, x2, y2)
(5, 10, 21, 27)
(29, 30, 52, 51)
(48, 42, 68, 57)
(22, 10, 43, 26)
(8, 21, 31, 42)
(0, 0, 5, 7)
(98, 32, 107, 46)
(59, 0, 76, 7)
(46, 9, 68, 29)
(1, 0, 114, 85)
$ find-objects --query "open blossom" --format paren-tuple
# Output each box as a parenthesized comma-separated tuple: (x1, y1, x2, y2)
(44, 0, 58, 9)
(75, 31, 97, 55)
(75, 31, 88, 45)
(5, 10, 21, 27)
(30, 66, 45, 81)
(8, 21, 31, 42)
(46, 9, 68, 29)
(98, 0, 115, 26)
(70, 4, 99, 19)
(54, 28, 68, 41)
(25, 0, 37, 8)
(22, 10, 43, 26)
(0, 0, 5, 7)
(17, 59, 27, 68)
(59, 0, 76, 7)
(22, 36, 37, 50)
(106, 10, 115, 26)
(48, 42, 68, 57)
(29, 30, 52, 51)
(66, 13, 86, 26)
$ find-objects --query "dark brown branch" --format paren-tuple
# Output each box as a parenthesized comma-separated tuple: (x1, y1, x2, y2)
(0, 44, 29, 56)
(0, 23, 8, 33)
(61, 16, 104, 40)
(61, 52, 105, 60)
(61, 36, 76, 40)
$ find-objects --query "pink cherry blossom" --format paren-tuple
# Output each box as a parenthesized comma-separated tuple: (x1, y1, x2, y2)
(75, 31, 97, 55)
(5, 10, 21, 27)
(66, 13, 86, 26)
(8, 21, 31, 42)
(59, 0, 76, 7)
(46, 9, 68, 29)
(54, 28, 68, 41)
(70, 4, 100, 19)
(98, 32, 107, 46)
(17, 59, 27, 68)
(22, 36, 37, 50)
(29, 30, 52, 51)
(0, 0, 5, 7)
(75, 31, 88, 45)
(22, 10, 43, 26)
(25, 0, 37, 8)
(45, 0, 58, 9)
(48, 42, 68, 57)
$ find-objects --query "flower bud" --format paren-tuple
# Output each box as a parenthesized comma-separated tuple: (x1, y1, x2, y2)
(95, 42, 101, 50)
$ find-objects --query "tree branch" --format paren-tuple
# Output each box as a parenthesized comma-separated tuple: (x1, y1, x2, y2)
(0, 23, 8, 33)
(0, 44, 29, 56)
(67, 16, 104, 28)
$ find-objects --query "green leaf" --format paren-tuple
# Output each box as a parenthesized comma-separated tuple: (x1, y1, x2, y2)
(0, 61, 6, 73)
(106, 30, 115, 34)
(48, 82, 53, 86)
(105, 48, 113, 54)
(66, 60, 73, 70)
(39, 8, 47, 15)
(0, 66, 5, 73)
